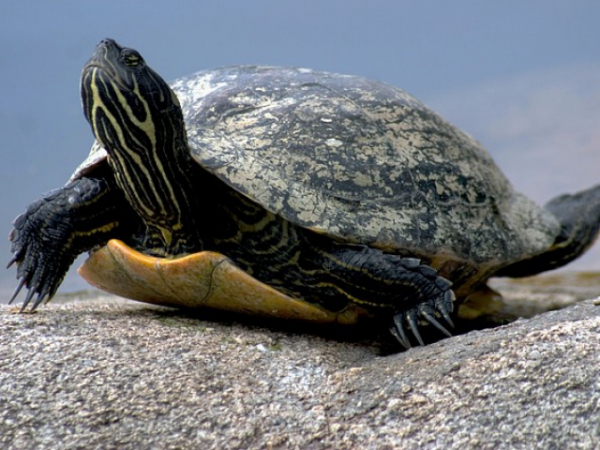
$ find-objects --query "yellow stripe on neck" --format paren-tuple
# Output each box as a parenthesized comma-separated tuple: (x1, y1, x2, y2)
(160, 227, 173, 246)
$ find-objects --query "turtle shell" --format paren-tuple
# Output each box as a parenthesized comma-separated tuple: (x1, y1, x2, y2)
(72, 66, 560, 270)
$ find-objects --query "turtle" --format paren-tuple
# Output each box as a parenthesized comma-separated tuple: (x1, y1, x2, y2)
(8, 38, 600, 348)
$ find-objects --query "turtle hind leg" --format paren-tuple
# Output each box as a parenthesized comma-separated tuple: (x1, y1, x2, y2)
(390, 289, 455, 348)
(498, 184, 600, 278)
(312, 244, 456, 348)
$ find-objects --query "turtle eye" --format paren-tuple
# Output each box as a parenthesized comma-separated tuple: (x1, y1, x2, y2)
(122, 50, 143, 67)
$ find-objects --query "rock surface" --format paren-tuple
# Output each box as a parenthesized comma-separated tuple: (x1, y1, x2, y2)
(1, 274, 600, 450)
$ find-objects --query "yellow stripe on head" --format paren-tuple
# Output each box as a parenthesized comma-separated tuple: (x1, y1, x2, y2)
(79, 39, 194, 253)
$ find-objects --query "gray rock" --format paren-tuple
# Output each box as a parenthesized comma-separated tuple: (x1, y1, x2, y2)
(1, 277, 600, 450)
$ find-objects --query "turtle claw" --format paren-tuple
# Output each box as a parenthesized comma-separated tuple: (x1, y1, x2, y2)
(6, 255, 17, 269)
(421, 310, 452, 338)
(406, 310, 425, 346)
(20, 288, 37, 313)
(438, 290, 455, 328)
(11, 272, 53, 312)
(30, 294, 49, 313)
(391, 315, 412, 349)
(8, 278, 26, 305)
(390, 284, 456, 348)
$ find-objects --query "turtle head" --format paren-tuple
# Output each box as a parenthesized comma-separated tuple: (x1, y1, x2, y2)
(80, 39, 198, 253)
(80, 38, 183, 154)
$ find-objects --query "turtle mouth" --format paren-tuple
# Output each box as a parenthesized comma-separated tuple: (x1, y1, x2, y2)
(82, 39, 134, 92)
(82, 61, 104, 75)
(82, 60, 133, 93)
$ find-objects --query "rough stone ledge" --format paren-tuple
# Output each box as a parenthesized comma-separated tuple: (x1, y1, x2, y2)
(1, 286, 600, 449)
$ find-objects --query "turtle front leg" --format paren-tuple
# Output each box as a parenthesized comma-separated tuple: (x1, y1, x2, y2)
(316, 245, 456, 348)
(8, 177, 129, 311)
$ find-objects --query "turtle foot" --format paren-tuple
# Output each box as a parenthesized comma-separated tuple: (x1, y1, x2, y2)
(7, 177, 120, 311)
(390, 289, 455, 349)
(7, 190, 80, 311)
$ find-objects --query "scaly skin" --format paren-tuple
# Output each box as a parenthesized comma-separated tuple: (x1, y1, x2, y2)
(8, 177, 128, 310)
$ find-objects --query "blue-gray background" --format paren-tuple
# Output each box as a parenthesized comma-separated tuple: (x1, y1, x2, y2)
(2, 1, 600, 299)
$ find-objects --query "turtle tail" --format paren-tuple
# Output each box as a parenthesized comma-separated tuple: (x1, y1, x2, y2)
(497, 184, 600, 278)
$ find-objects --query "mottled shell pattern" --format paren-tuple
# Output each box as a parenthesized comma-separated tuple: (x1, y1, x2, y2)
(72, 66, 560, 271)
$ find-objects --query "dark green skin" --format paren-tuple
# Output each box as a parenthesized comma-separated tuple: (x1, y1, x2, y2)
(8, 39, 600, 348)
